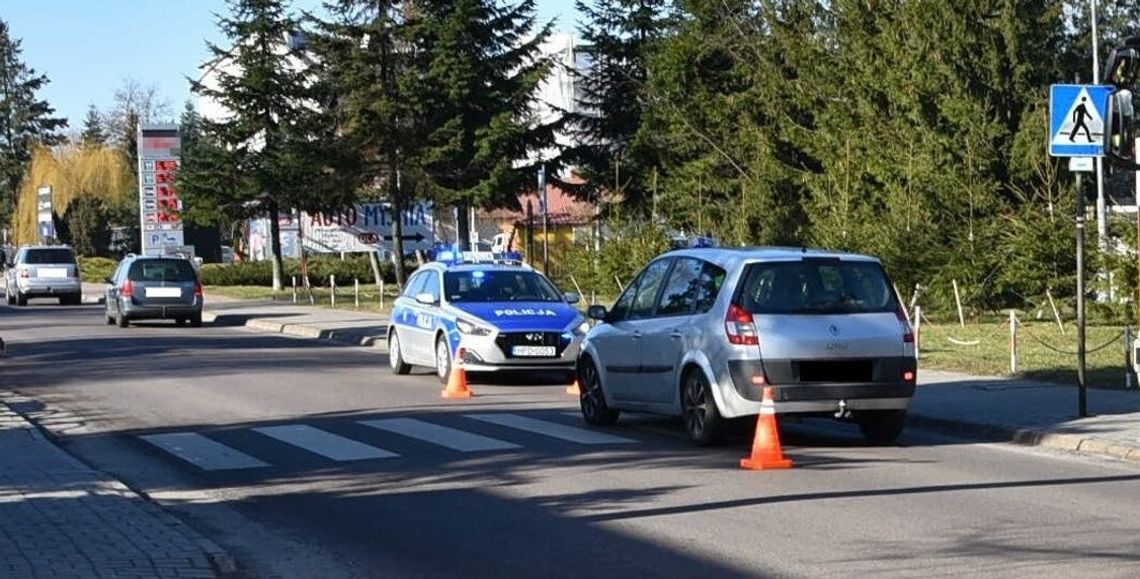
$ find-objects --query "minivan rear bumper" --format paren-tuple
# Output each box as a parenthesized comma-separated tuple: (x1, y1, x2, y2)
(727, 357, 916, 403)
(18, 278, 82, 297)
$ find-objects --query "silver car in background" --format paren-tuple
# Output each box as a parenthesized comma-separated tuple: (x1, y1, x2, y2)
(4, 245, 82, 306)
(577, 247, 916, 445)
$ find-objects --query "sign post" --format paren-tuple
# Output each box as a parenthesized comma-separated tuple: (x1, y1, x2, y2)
(36, 186, 54, 244)
(1048, 84, 1107, 418)
(138, 125, 186, 257)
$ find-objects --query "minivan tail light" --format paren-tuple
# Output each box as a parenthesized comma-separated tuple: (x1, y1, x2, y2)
(725, 303, 759, 346)
(19, 268, 29, 278)
(193, 281, 203, 299)
(896, 305, 914, 343)
(121, 279, 134, 296)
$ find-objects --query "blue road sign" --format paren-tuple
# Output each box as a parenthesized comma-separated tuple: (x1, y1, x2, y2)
(1049, 84, 1113, 157)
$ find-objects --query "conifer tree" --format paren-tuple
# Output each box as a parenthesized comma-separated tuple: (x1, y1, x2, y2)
(0, 19, 66, 227)
(80, 105, 107, 148)
(569, 0, 667, 211)
(411, 0, 561, 249)
(188, 0, 337, 290)
(310, 0, 418, 287)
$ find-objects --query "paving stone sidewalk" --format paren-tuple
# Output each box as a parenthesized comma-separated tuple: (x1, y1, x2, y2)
(0, 403, 234, 578)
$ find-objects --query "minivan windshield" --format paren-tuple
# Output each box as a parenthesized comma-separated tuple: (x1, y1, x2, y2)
(128, 259, 198, 283)
(737, 259, 896, 315)
(24, 248, 76, 264)
(444, 270, 563, 303)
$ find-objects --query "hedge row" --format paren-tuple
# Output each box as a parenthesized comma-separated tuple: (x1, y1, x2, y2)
(200, 255, 407, 287)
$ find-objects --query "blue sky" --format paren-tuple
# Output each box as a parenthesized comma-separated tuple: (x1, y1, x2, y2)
(4, 0, 580, 131)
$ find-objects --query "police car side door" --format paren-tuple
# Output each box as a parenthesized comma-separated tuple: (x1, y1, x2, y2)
(406, 269, 444, 363)
(394, 271, 430, 364)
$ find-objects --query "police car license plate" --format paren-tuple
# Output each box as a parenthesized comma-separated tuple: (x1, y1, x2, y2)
(512, 345, 556, 357)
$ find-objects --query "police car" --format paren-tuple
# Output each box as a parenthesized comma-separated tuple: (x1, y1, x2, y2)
(387, 250, 589, 382)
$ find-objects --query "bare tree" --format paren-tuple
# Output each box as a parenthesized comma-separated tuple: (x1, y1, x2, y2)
(104, 77, 174, 150)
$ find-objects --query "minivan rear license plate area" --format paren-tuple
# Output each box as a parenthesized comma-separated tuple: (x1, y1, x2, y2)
(795, 360, 873, 383)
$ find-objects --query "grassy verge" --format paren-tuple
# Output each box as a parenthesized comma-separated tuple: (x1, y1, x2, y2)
(205, 284, 400, 314)
(204, 285, 1134, 389)
(919, 320, 1133, 389)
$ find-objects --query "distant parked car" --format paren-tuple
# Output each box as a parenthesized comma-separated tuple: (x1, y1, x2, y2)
(104, 255, 203, 327)
(577, 246, 916, 445)
(4, 245, 82, 306)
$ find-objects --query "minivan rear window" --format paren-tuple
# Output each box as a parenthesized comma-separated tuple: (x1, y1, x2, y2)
(24, 248, 76, 264)
(736, 259, 896, 314)
(128, 259, 198, 282)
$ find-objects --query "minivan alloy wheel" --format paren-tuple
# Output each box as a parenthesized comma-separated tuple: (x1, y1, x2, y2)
(579, 358, 619, 426)
(682, 370, 724, 445)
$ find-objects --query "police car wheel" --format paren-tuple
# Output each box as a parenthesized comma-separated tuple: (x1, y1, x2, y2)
(435, 337, 451, 383)
(579, 358, 619, 426)
(389, 330, 411, 375)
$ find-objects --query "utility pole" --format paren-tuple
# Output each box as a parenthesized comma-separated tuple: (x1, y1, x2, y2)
(1093, 0, 1109, 248)
(539, 165, 548, 274)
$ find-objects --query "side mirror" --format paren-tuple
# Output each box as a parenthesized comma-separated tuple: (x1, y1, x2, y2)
(414, 292, 436, 305)
(587, 305, 608, 321)
(564, 292, 580, 304)
(104, 277, 114, 284)
(1103, 42, 1140, 162)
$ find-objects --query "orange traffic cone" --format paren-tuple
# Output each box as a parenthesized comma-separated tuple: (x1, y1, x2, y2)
(740, 386, 792, 470)
(565, 379, 581, 396)
(441, 347, 474, 399)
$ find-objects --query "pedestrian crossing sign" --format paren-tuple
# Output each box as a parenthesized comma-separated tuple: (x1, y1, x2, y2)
(1049, 84, 1114, 157)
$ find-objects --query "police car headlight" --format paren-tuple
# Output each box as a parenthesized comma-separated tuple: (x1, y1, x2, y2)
(571, 317, 590, 335)
(456, 318, 492, 336)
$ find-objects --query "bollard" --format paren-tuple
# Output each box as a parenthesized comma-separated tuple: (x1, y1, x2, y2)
(913, 305, 922, 361)
(354, 278, 360, 309)
(1009, 310, 1017, 374)
(1126, 326, 1134, 390)
(291, 276, 297, 304)
(330, 275, 336, 307)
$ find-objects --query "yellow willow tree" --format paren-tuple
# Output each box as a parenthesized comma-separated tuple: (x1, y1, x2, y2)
(12, 143, 134, 251)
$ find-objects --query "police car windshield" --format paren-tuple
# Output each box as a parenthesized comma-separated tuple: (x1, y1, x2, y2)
(444, 270, 563, 303)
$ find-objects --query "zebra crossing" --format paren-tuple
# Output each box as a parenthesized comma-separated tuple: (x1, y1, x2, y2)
(140, 413, 638, 471)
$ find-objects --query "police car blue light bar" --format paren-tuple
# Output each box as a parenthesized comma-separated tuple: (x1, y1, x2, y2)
(433, 250, 523, 266)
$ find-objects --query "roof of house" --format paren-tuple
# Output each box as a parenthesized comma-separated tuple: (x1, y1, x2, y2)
(485, 175, 596, 226)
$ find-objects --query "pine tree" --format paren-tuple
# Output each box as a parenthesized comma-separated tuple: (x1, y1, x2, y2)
(0, 19, 67, 227)
(411, 0, 561, 249)
(188, 0, 339, 290)
(569, 0, 667, 211)
(310, 0, 419, 287)
(80, 104, 107, 147)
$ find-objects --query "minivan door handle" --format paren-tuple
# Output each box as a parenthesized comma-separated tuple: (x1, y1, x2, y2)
(669, 331, 683, 340)
(631, 331, 643, 340)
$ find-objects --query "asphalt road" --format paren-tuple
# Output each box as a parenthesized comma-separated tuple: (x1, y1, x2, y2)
(4, 301, 1140, 578)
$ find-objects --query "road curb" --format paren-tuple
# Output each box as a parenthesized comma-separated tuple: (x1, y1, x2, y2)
(204, 310, 388, 350)
(907, 412, 1140, 464)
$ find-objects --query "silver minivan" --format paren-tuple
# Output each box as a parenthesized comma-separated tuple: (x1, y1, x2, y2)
(577, 247, 916, 445)
(4, 245, 82, 306)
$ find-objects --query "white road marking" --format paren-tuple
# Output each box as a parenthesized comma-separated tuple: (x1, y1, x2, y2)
(141, 432, 269, 470)
(466, 413, 636, 444)
(253, 424, 399, 461)
(358, 418, 520, 452)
